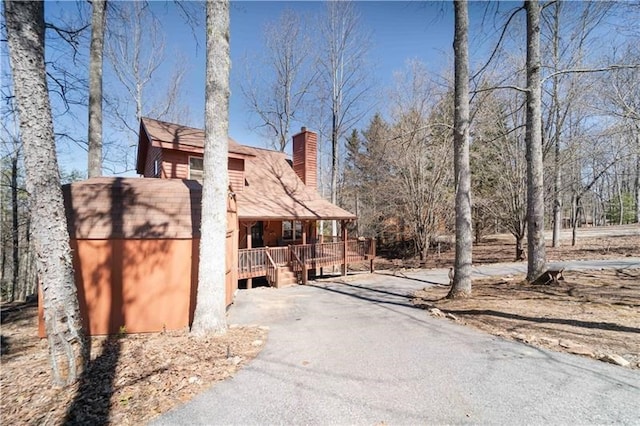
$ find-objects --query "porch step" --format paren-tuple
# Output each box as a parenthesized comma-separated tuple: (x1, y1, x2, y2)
(275, 266, 299, 288)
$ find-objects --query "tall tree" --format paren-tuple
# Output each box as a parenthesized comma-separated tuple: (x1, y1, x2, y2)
(242, 9, 314, 152)
(87, 0, 107, 177)
(448, 0, 472, 298)
(390, 62, 454, 262)
(472, 89, 528, 260)
(525, 0, 546, 281)
(318, 0, 370, 238)
(4, 0, 86, 386)
(104, 1, 189, 173)
(191, 0, 230, 336)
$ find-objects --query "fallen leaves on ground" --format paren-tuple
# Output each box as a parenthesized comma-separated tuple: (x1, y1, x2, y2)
(1, 306, 267, 425)
(414, 269, 640, 369)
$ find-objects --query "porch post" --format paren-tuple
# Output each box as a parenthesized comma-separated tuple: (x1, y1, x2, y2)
(341, 220, 348, 276)
(302, 221, 308, 284)
(245, 223, 253, 289)
(302, 221, 307, 245)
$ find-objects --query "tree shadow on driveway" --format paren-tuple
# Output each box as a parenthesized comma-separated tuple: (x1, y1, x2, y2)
(309, 280, 417, 309)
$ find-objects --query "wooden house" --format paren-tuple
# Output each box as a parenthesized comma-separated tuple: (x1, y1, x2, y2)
(135, 117, 375, 288)
(40, 118, 374, 336)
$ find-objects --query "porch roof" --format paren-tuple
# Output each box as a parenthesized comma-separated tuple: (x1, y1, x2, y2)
(236, 146, 356, 221)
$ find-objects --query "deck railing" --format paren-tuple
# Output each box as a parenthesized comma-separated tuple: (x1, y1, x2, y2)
(238, 247, 267, 278)
(289, 245, 304, 283)
(264, 250, 278, 286)
(238, 238, 375, 282)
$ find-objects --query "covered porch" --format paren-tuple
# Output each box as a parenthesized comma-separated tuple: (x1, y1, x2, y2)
(238, 219, 375, 288)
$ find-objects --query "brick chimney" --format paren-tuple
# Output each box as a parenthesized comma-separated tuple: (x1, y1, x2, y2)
(292, 127, 317, 189)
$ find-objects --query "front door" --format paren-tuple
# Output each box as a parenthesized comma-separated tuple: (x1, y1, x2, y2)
(251, 221, 264, 247)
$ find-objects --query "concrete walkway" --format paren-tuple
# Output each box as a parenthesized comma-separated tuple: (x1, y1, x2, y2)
(155, 260, 640, 425)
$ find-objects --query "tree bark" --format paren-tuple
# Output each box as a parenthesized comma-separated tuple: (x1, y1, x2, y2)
(191, 0, 230, 336)
(331, 111, 338, 240)
(5, 0, 86, 386)
(448, 0, 472, 299)
(515, 234, 525, 261)
(525, 0, 546, 281)
(634, 127, 640, 223)
(551, 1, 562, 247)
(88, 0, 107, 178)
(572, 197, 581, 246)
(11, 155, 19, 302)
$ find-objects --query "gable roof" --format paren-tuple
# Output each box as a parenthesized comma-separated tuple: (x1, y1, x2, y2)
(136, 117, 253, 173)
(136, 117, 355, 221)
(63, 177, 204, 239)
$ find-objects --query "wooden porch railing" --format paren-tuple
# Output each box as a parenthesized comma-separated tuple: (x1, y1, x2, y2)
(289, 245, 304, 284)
(238, 247, 267, 278)
(238, 238, 376, 283)
(264, 250, 278, 287)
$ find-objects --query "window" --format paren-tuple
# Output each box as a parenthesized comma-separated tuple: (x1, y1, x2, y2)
(154, 159, 160, 177)
(189, 156, 203, 181)
(282, 220, 302, 241)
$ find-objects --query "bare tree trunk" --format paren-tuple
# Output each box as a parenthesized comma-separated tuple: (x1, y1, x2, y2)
(572, 198, 581, 246)
(5, 0, 86, 386)
(88, 0, 107, 178)
(634, 127, 640, 223)
(331, 112, 338, 240)
(448, 0, 472, 299)
(11, 156, 18, 302)
(191, 0, 230, 336)
(525, 0, 546, 281)
(551, 1, 562, 247)
(616, 172, 624, 225)
(515, 234, 525, 261)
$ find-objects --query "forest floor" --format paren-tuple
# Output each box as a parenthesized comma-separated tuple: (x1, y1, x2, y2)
(413, 268, 640, 370)
(0, 305, 267, 425)
(1, 228, 637, 424)
(407, 228, 640, 370)
(375, 228, 639, 270)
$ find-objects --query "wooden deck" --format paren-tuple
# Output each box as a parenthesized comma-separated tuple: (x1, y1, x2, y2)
(238, 239, 375, 286)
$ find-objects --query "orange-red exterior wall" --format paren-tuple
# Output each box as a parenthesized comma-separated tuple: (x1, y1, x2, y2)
(162, 149, 189, 179)
(228, 158, 244, 192)
(38, 191, 238, 337)
(40, 239, 199, 337)
(158, 150, 244, 192)
(144, 145, 162, 177)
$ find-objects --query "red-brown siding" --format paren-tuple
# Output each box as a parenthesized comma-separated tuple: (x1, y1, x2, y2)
(38, 178, 239, 336)
(162, 149, 190, 179)
(229, 157, 244, 192)
(144, 145, 162, 178)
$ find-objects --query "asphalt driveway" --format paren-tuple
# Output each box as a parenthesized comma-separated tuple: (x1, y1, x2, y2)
(156, 259, 640, 425)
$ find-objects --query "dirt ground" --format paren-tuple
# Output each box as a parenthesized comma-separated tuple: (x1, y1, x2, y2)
(414, 268, 640, 369)
(0, 305, 267, 425)
(374, 233, 639, 270)
(392, 229, 640, 370)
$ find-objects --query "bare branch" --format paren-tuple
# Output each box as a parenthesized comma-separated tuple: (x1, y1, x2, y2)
(542, 64, 640, 83)
(473, 85, 529, 94)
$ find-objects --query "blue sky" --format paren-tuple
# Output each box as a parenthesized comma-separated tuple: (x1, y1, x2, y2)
(160, 1, 463, 149)
(4, 1, 525, 175)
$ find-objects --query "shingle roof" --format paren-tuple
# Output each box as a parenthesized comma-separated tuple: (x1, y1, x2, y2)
(140, 117, 253, 156)
(237, 146, 356, 220)
(138, 117, 356, 222)
(63, 177, 203, 239)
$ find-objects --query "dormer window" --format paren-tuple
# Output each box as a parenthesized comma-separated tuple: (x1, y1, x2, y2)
(189, 156, 203, 181)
